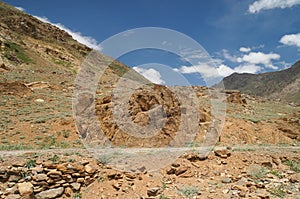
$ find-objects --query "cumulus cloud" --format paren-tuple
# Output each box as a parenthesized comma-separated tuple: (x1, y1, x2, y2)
(133, 67, 165, 85)
(34, 16, 101, 51)
(237, 52, 280, 69)
(222, 49, 238, 62)
(174, 63, 221, 78)
(175, 62, 262, 79)
(15, 7, 25, 12)
(249, 0, 300, 13)
(280, 33, 300, 48)
(234, 64, 262, 73)
(239, 47, 251, 53)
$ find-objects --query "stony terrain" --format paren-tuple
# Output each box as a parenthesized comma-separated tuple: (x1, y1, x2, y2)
(0, 1, 299, 199)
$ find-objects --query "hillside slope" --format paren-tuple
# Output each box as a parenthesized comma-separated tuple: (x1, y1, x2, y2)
(217, 61, 300, 104)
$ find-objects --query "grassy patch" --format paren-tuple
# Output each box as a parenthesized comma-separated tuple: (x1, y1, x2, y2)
(178, 185, 200, 197)
(268, 185, 286, 198)
(283, 160, 300, 172)
(3, 41, 32, 64)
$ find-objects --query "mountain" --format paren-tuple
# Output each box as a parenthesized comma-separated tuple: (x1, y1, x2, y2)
(216, 61, 300, 104)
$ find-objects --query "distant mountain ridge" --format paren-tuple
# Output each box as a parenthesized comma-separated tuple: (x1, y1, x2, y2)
(216, 61, 300, 104)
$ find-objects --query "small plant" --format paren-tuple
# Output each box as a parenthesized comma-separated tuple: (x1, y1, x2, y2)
(159, 195, 170, 199)
(98, 155, 111, 165)
(268, 185, 286, 198)
(97, 174, 106, 182)
(49, 154, 60, 163)
(247, 164, 268, 180)
(73, 192, 82, 199)
(25, 159, 36, 168)
(283, 160, 300, 172)
(178, 186, 199, 197)
(161, 180, 167, 190)
(62, 130, 70, 138)
(270, 170, 283, 178)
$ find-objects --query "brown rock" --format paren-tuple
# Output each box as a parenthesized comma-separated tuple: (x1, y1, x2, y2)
(147, 187, 162, 197)
(214, 149, 231, 158)
(232, 185, 248, 192)
(85, 164, 96, 174)
(70, 183, 81, 191)
(5, 194, 21, 199)
(289, 173, 300, 183)
(36, 187, 64, 199)
(17, 182, 33, 196)
(166, 167, 176, 175)
(34, 174, 48, 182)
(175, 166, 189, 176)
(64, 187, 72, 197)
(47, 170, 62, 178)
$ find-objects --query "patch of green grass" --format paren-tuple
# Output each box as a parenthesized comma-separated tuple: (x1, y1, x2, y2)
(48, 154, 60, 163)
(178, 186, 199, 197)
(62, 130, 70, 138)
(159, 195, 170, 199)
(0, 143, 34, 150)
(73, 192, 82, 199)
(270, 170, 283, 178)
(268, 185, 286, 198)
(283, 160, 300, 172)
(3, 41, 32, 64)
(25, 159, 36, 168)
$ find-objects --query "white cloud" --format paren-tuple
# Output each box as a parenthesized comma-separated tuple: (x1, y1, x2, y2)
(217, 64, 235, 77)
(175, 62, 262, 79)
(280, 33, 300, 48)
(218, 64, 262, 76)
(239, 47, 251, 53)
(133, 67, 165, 85)
(179, 49, 209, 63)
(175, 63, 221, 78)
(249, 0, 300, 13)
(15, 7, 25, 12)
(237, 52, 280, 69)
(234, 64, 262, 74)
(34, 16, 101, 51)
(222, 49, 238, 62)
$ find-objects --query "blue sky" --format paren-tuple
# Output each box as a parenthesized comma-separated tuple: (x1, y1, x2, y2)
(4, 0, 300, 86)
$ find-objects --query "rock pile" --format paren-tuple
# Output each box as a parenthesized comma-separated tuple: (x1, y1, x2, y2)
(0, 159, 99, 199)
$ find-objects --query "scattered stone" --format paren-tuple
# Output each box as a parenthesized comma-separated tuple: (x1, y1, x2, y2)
(221, 177, 232, 183)
(70, 183, 81, 191)
(34, 174, 48, 181)
(34, 99, 45, 103)
(175, 167, 189, 176)
(214, 149, 231, 158)
(289, 173, 300, 183)
(17, 182, 33, 196)
(64, 187, 72, 197)
(85, 164, 96, 174)
(36, 187, 64, 199)
(147, 187, 162, 197)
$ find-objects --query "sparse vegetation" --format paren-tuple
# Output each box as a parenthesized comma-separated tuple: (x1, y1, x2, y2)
(283, 160, 300, 172)
(268, 185, 286, 198)
(73, 192, 82, 199)
(98, 155, 111, 165)
(48, 154, 60, 163)
(25, 159, 36, 168)
(178, 186, 200, 197)
(247, 164, 268, 180)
